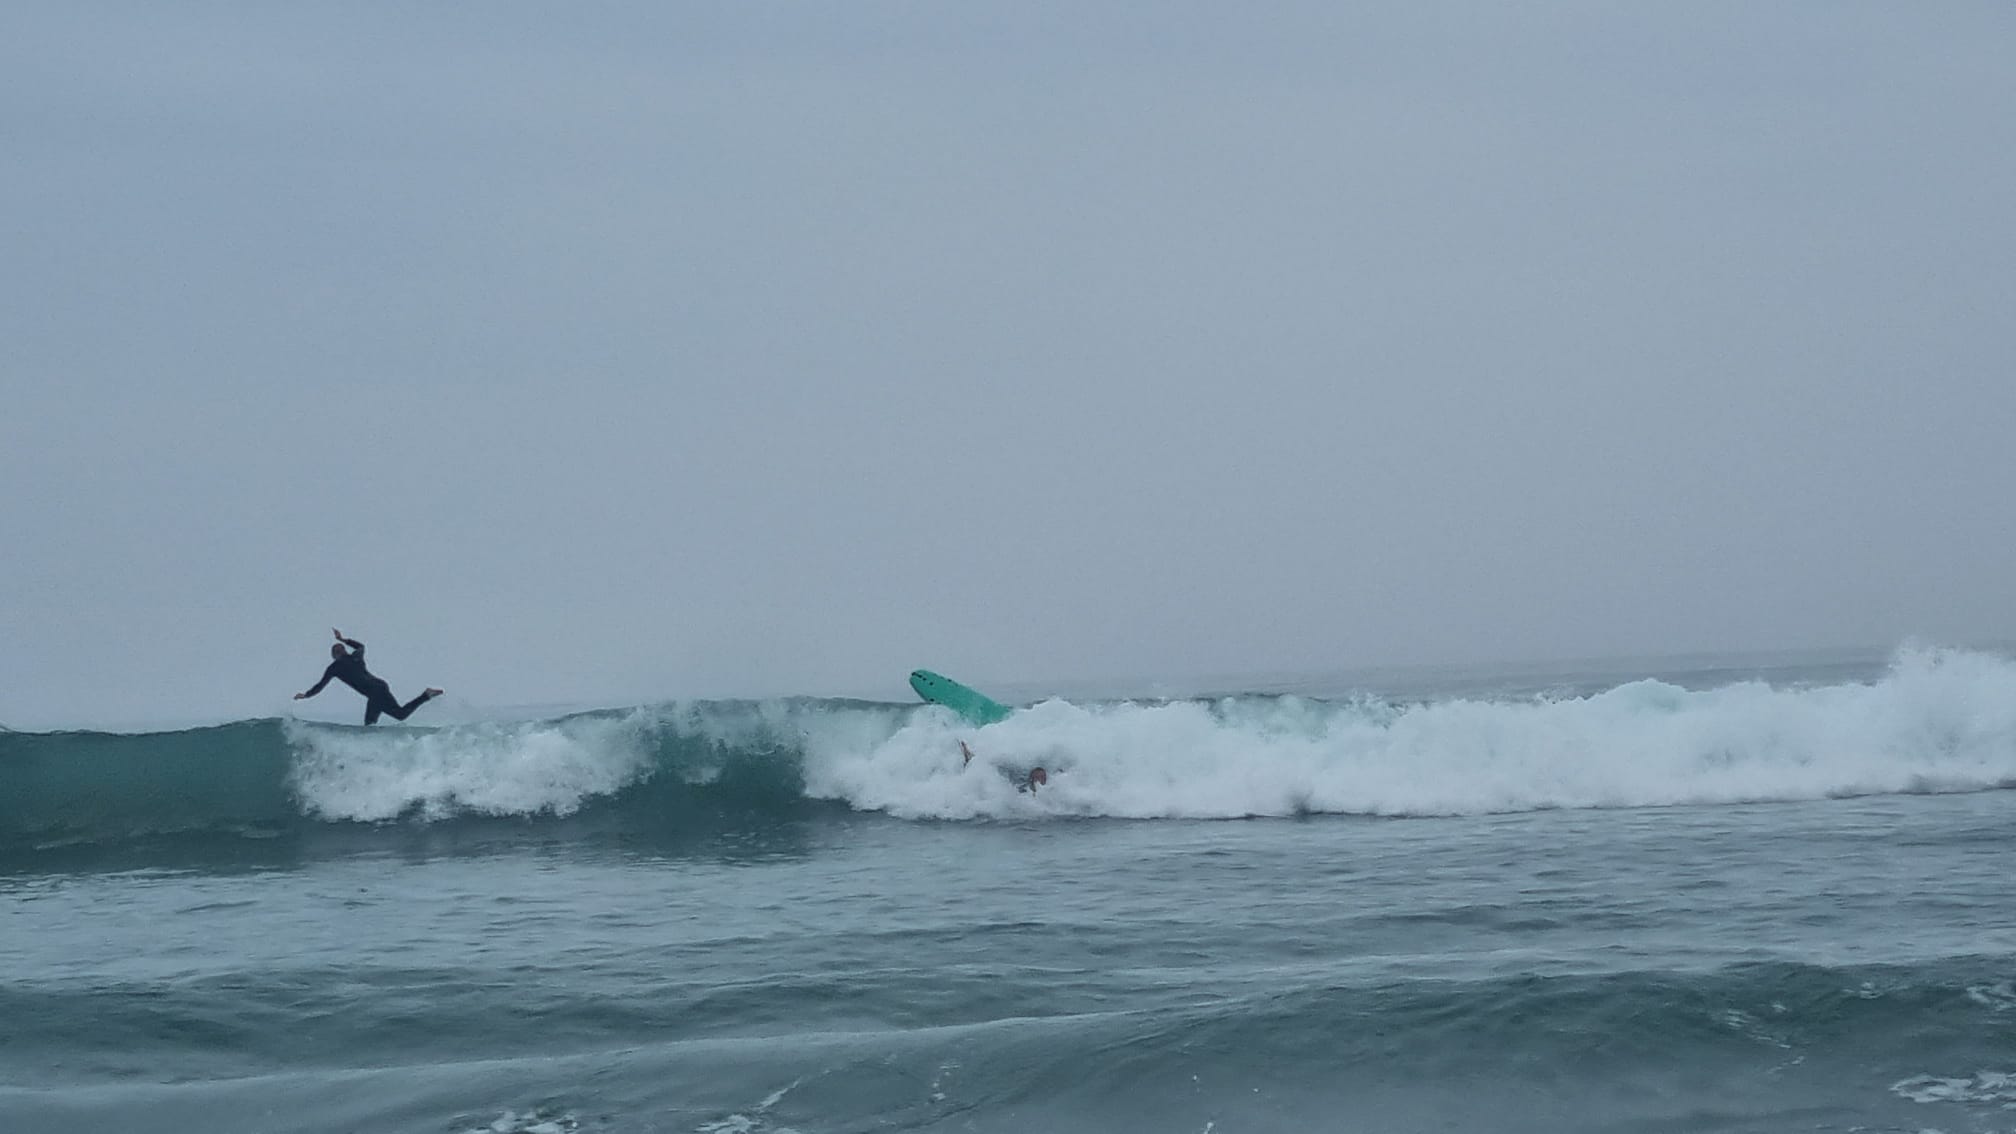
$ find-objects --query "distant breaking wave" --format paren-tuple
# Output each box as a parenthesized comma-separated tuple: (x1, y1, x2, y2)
(4, 647, 2016, 854)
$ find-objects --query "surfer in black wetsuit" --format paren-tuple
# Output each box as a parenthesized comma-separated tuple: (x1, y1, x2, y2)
(295, 628, 442, 725)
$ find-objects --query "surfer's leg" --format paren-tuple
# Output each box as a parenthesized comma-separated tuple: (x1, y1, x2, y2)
(381, 689, 439, 722)
(362, 680, 398, 725)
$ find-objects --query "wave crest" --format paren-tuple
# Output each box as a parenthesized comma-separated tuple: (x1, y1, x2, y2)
(4, 647, 2015, 854)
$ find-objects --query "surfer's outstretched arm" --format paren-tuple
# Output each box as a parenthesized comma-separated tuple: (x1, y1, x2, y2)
(295, 665, 337, 700)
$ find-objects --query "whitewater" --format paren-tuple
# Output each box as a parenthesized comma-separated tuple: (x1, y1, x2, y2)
(7, 645, 2016, 1133)
(7, 645, 2015, 850)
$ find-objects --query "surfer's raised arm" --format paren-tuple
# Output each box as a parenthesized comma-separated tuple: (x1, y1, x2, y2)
(298, 632, 360, 699)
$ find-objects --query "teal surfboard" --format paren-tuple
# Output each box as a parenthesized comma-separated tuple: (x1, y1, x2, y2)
(909, 669, 1012, 726)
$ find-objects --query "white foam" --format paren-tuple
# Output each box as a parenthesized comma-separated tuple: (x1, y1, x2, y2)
(1892, 1070, 2016, 1106)
(278, 647, 2016, 824)
(798, 647, 2016, 820)
(1968, 982, 2016, 1013)
(462, 1110, 579, 1134)
(284, 713, 657, 822)
(696, 1078, 803, 1134)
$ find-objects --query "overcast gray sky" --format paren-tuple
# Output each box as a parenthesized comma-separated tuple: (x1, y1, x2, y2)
(3, 3, 2013, 729)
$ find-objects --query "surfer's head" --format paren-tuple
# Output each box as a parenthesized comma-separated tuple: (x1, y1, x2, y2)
(331, 643, 348, 659)
(1028, 767, 1048, 790)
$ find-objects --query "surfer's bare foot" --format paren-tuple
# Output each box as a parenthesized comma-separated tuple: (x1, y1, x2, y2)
(425, 688, 443, 697)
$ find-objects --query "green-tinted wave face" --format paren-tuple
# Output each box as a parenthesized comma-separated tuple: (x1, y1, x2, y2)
(0, 720, 302, 848)
(0, 704, 854, 866)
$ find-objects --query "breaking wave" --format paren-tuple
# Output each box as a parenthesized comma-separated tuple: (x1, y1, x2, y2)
(5, 647, 2016, 855)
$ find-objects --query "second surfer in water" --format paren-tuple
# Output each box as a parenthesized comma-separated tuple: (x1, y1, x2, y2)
(959, 741, 1047, 792)
(295, 628, 442, 725)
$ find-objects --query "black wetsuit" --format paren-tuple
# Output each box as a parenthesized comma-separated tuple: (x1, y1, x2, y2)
(301, 638, 435, 725)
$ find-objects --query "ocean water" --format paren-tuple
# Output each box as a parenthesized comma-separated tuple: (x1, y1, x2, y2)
(6, 646, 2016, 1133)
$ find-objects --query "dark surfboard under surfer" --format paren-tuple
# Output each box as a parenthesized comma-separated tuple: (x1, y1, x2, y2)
(295, 628, 442, 725)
